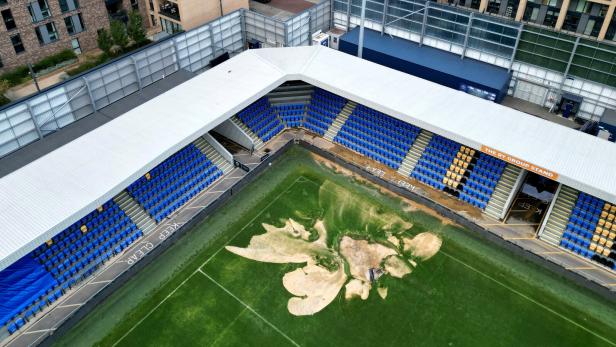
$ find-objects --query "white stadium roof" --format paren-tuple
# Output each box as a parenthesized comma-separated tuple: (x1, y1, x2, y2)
(0, 46, 615, 270)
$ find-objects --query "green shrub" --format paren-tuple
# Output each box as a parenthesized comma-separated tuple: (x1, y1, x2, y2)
(66, 54, 110, 76)
(32, 49, 76, 72)
(0, 94, 11, 107)
(0, 66, 30, 86)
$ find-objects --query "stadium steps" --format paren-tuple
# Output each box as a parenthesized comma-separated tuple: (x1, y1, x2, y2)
(267, 83, 313, 106)
(114, 191, 156, 233)
(484, 164, 523, 220)
(193, 137, 234, 175)
(397, 129, 433, 177)
(231, 116, 264, 150)
(539, 185, 579, 246)
(324, 100, 357, 141)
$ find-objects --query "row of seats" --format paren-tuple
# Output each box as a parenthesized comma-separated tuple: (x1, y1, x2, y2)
(274, 103, 305, 128)
(2, 200, 143, 335)
(303, 88, 346, 135)
(237, 97, 284, 142)
(559, 192, 616, 270)
(127, 144, 222, 223)
(460, 153, 506, 206)
(334, 105, 419, 169)
(411, 135, 460, 191)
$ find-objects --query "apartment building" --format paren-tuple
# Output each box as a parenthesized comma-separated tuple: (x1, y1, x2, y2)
(146, 0, 247, 34)
(0, 0, 109, 70)
(451, 0, 616, 40)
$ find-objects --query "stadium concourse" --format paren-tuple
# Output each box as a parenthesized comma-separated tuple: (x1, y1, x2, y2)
(0, 46, 616, 345)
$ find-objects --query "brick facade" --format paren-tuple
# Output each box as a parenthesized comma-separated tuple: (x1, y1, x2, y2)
(0, 0, 110, 72)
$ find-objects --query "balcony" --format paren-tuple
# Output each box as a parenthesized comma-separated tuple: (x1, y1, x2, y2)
(158, 1, 180, 21)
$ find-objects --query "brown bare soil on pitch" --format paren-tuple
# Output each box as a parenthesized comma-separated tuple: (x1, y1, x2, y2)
(227, 216, 442, 314)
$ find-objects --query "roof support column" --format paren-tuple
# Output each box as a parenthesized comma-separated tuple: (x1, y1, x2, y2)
(508, 23, 524, 72)
(357, 0, 367, 58)
(461, 12, 474, 59)
(557, 36, 580, 95)
(515, 0, 527, 21)
(346, 0, 351, 31)
(420, 1, 429, 46)
(82, 77, 97, 112)
(381, 0, 390, 35)
(598, 3, 616, 40)
(130, 56, 142, 91)
(27, 103, 43, 140)
(172, 38, 182, 71)
(554, 0, 570, 30)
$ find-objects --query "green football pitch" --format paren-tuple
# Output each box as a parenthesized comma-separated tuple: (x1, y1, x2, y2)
(55, 147, 616, 347)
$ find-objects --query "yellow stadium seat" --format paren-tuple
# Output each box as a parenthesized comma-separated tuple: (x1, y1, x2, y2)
(603, 229, 610, 237)
(597, 245, 604, 253)
(455, 174, 462, 181)
(452, 182, 459, 189)
(608, 214, 615, 222)
(97, 205, 103, 212)
(469, 149, 476, 156)
(601, 211, 608, 219)
(606, 240, 614, 249)
(609, 232, 616, 240)
(612, 224, 616, 232)
(46, 239, 53, 246)
(592, 234, 600, 242)
(463, 162, 469, 169)
(460, 146, 466, 152)
(442, 177, 448, 184)
(598, 219, 606, 226)
(599, 238, 606, 246)
(596, 226, 603, 234)
(603, 249, 611, 257)
(456, 152, 462, 159)
(454, 167, 460, 174)
(145, 172, 151, 180)
(450, 164, 456, 171)
(589, 243, 597, 251)
(611, 206, 616, 213)
(459, 168, 466, 176)
(464, 148, 471, 155)
(446, 171, 452, 178)
(606, 222, 613, 230)
(604, 202, 611, 210)
(80, 225, 88, 233)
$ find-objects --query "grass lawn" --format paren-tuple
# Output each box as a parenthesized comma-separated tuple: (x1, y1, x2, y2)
(54, 147, 616, 347)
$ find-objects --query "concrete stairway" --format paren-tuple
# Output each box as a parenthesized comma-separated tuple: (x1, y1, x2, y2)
(231, 116, 264, 150)
(484, 164, 523, 220)
(267, 83, 313, 106)
(193, 137, 234, 174)
(539, 185, 578, 246)
(114, 191, 157, 234)
(324, 100, 357, 141)
(397, 130, 433, 177)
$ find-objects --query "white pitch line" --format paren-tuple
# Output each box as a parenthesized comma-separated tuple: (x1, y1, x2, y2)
(198, 269, 300, 347)
(441, 251, 616, 346)
(113, 176, 311, 346)
(112, 271, 198, 347)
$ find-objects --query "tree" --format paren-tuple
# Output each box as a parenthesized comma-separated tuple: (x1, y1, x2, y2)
(110, 20, 128, 52)
(97, 28, 113, 55)
(127, 11, 147, 45)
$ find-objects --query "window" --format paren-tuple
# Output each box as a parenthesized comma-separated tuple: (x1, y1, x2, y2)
(1, 8, 15, 30)
(35, 21, 59, 45)
(59, 0, 79, 12)
(71, 37, 81, 54)
(64, 13, 84, 35)
(10, 34, 25, 54)
(28, 0, 51, 22)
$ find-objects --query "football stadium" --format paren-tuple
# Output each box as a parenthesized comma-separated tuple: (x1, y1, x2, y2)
(1, 3, 616, 347)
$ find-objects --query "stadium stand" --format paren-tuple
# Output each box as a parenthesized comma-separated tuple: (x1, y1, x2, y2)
(333, 104, 420, 169)
(236, 97, 284, 142)
(304, 88, 347, 135)
(560, 192, 616, 270)
(411, 135, 506, 209)
(126, 144, 223, 223)
(274, 103, 305, 128)
(1, 200, 142, 334)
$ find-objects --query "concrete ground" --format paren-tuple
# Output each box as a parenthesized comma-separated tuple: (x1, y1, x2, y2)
(502, 96, 582, 130)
